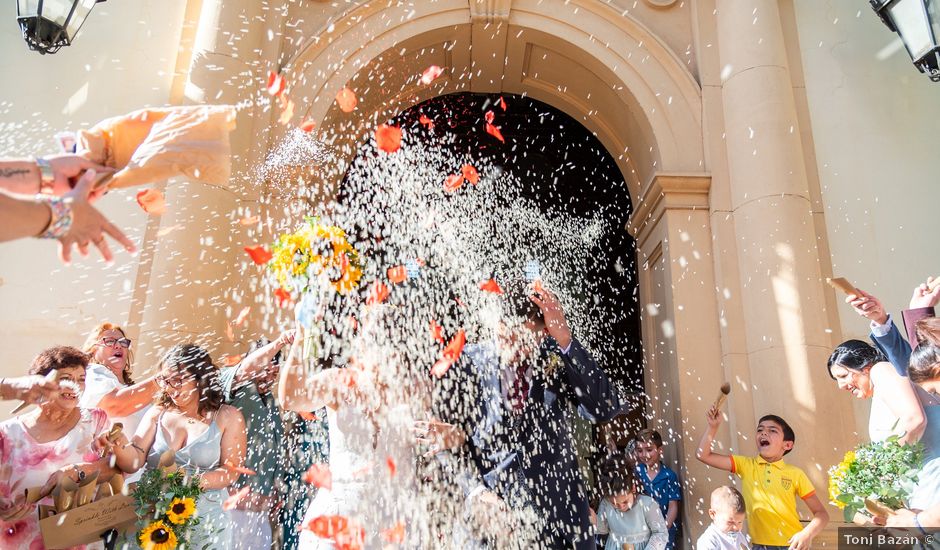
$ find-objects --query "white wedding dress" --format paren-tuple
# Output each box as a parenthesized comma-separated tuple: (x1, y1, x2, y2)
(298, 402, 423, 549)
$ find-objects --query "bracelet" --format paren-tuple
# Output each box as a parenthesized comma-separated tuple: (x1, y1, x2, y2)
(35, 157, 54, 194)
(915, 513, 928, 536)
(35, 195, 73, 239)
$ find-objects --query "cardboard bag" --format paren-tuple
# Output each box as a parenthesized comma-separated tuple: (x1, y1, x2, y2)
(76, 105, 237, 189)
(37, 493, 136, 549)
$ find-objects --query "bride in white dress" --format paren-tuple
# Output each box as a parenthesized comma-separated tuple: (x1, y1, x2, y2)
(278, 318, 428, 549)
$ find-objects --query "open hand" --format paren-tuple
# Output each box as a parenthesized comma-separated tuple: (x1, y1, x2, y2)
(910, 277, 940, 309)
(846, 288, 888, 325)
(57, 169, 136, 264)
(788, 529, 814, 550)
(2, 373, 60, 404)
(413, 418, 467, 457)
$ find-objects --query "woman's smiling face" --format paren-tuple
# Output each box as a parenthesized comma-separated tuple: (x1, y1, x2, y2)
(46, 366, 86, 411)
(93, 329, 129, 374)
(829, 363, 874, 399)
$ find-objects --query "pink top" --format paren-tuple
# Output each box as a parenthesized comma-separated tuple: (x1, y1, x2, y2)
(0, 408, 109, 550)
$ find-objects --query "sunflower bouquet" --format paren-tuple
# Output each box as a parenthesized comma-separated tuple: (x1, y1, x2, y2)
(132, 463, 203, 550)
(828, 434, 924, 520)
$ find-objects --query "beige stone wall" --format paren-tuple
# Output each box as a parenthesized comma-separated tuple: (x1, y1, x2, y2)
(0, 1, 189, 413)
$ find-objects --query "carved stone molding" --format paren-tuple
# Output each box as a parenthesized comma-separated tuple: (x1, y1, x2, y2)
(469, 0, 511, 24)
(628, 172, 711, 243)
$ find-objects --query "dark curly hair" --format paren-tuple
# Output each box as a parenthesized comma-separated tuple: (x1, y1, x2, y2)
(827, 339, 885, 379)
(157, 343, 224, 417)
(29, 346, 90, 376)
(909, 342, 940, 385)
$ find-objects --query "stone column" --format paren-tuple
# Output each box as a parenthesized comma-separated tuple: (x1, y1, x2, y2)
(714, 0, 856, 513)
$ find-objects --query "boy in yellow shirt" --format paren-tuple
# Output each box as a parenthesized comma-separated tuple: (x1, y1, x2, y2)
(696, 406, 829, 550)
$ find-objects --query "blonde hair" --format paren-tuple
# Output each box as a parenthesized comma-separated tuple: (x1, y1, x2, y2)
(710, 486, 746, 514)
(82, 322, 135, 385)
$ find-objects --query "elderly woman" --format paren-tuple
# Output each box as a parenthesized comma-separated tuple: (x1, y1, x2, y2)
(827, 339, 927, 444)
(111, 343, 246, 548)
(0, 346, 114, 550)
(79, 323, 159, 443)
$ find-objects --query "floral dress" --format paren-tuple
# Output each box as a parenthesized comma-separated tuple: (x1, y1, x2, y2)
(0, 408, 109, 550)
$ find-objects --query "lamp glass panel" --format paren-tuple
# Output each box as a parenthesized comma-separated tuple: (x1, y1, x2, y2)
(18, 0, 41, 17)
(64, 0, 97, 39)
(889, 0, 934, 59)
(42, 0, 75, 26)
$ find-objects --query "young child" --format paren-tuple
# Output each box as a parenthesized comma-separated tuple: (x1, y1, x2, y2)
(696, 407, 829, 550)
(697, 486, 751, 550)
(633, 429, 682, 549)
(591, 466, 669, 550)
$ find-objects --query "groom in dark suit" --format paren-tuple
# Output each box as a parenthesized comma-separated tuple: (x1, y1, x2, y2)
(430, 280, 622, 549)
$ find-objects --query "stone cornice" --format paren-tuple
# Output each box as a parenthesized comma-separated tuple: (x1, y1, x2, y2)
(628, 173, 711, 241)
(469, 0, 512, 24)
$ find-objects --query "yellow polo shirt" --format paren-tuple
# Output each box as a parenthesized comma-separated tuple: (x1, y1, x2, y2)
(731, 454, 816, 546)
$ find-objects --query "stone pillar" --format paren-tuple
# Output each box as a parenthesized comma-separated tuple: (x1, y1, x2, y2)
(129, 0, 286, 369)
(714, 0, 856, 518)
(630, 174, 728, 543)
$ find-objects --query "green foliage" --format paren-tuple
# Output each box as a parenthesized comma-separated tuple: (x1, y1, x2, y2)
(828, 434, 924, 518)
(132, 468, 204, 547)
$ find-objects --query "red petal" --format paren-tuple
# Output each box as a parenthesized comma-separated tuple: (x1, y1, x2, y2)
(420, 65, 444, 85)
(485, 110, 495, 124)
(336, 87, 358, 112)
(266, 71, 286, 96)
(304, 515, 348, 537)
(429, 319, 445, 344)
(479, 279, 503, 294)
(223, 486, 251, 511)
(374, 124, 402, 153)
(224, 460, 257, 476)
(135, 189, 166, 215)
(244, 245, 273, 265)
(299, 118, 317, 132)
(366, 280, 390, 305)
(298, 411, 318, 421)
(461, 164, 479, 185)
(431, 329, 466, 378)
(303, 464, 333, 489)
(485, 122, 505, 143)
(499, 96, 508, 111)
(220, 355, 242, 367)
(234, 306, 251, 326)
(419, 114, 434, 129)
(279, 98, 295, 125)
(443, 173, 463, 193)
(274, 288, 293, 308)
(381, 522, 406, 544)
(387, 265, 407, 284)
(386, 456, 396, 477)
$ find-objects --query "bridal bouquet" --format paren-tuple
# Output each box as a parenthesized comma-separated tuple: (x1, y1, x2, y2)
(132, 455, 204, 550)
(828, 434, 923, 520)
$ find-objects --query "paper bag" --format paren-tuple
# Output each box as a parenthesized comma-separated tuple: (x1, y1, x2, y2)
(77, 104, 237, 189)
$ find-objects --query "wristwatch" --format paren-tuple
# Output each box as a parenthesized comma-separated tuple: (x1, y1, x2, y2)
(36, 157, 55, 194)
(35, 195, 73, 239)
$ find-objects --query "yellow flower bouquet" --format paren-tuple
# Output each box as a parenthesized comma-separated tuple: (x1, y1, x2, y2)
(828, 434, 923, 520)
(132, 465, 203, 550)
(267, 217, 363, 301)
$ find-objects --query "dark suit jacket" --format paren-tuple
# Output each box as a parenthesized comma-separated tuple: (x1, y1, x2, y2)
(871, 318, 912, 377)
(436, 337, 621, 549)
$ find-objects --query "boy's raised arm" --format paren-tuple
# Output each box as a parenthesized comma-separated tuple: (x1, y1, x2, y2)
(696, 406, 734, 471)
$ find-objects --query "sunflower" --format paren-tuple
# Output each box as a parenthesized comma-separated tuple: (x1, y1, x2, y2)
(165, 496, 196, 524)
(139, 520, 178, 550)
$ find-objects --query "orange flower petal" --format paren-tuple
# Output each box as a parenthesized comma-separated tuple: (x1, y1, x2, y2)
(381, 522, 405, 544)
(244, 245, 273, 265)
(479, 279, 503, 294)
(499, 96, 508, 111)
(443, 173, 463, 193)
(224, 460, 256, 476)
(234, 306, 251, 327)
(418, 114, 434, 129)
(303, 463, 332, 489)
(274, 288, 293, 308)
(386, 456, 396, 477)
(429, 319, 445, 344)
(336, 87, 358, 113)
(387, 265, 407, 284)
(223, 486, 251, 511)
(485, 122, 505, 143)
(298, 411, 318, 421)
(461, 164, 479, 185)
(304, 515, 348, 537)
(238, 215, 260, 225)
(220, 354, 242, 367)
(419, 65, 444, 85)
(366, 280, 390, 305)
(485, 110, 495, 124)
(299, 118, 317, 132)
(532, 278, 544, 294)
(135, 189, 165, 215)
(431, 329, 466, 378)
(375, 124, 402, 153)
(266, 71, 286, 96)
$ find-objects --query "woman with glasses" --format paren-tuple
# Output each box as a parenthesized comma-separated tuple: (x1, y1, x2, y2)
(79, 323, 159, 479)
(111, 343, 247, 548)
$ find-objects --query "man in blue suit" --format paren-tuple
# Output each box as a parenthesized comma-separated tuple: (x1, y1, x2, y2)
(431, 280, 622, 549)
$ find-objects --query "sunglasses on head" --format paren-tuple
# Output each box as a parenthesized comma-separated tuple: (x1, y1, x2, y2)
(99, 337, 132, 349)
